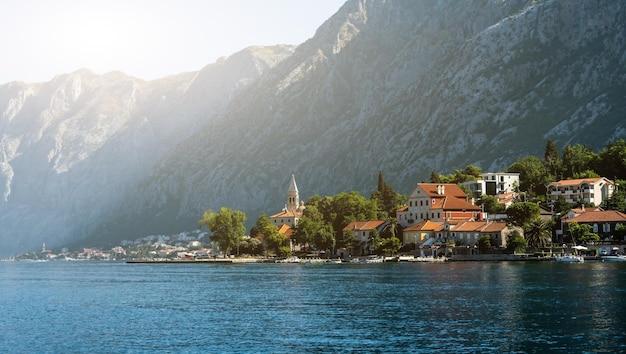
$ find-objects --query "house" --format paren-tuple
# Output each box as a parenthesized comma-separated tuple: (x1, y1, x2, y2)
(403, 220, 444, 245)
(449, 220, 521, 249)
(546, 177, 615, 206)
(562, 209, 626, 241)
(396, 183, 483, 228)
(270, 175, 305, 228)
(343, 220, 388, 256)
(462, 172, 520, 199)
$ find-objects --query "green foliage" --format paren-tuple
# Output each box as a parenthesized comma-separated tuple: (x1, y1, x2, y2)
(596, 139, 626, 179)
(198, 207, 247, 255)
(371, 171, 405, 219)
(562, 144, 598, 179)
(263, 224, 288, 255)
(506, 202, 540, 227)
(568, 222, 600, 245)
(507, 230, 527, 254)
(379, 237, 401, 255)
(524, 219, 553, 248)
(543, 139, 561, 178)
(478, 235, 492, 253)
(601, 179, 626, 213)
(572, 170, 599, 179)
(615, 224, 626, 240)
(312, 223, 335, 253)
(506, 155, 550, 196)
(276, 246, 292, 258)
(306, 191, 377, 249)
(432, 164, 483, 184)
(478, 195, 506, 214)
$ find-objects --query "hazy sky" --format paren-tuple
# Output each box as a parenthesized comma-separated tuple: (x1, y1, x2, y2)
(1, 0, 345, 84)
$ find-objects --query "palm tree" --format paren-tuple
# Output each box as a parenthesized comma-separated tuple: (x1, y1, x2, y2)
(524, 219, 553, 249)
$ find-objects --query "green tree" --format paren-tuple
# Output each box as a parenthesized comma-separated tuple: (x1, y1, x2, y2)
(371, 171, 405, 219)
(507, 155, 550, 196)
(506, 231, 527, 254)
(379, 237, 401, 256)
(596, 139, 626, 179)
(263, 223, 288, 256)
(524, 219, 553, 248)
(478, 195, 506, 214)
(543, 138, 561, 178)
(561, 144, 598, 179)
(568, 222, 600, 245)
(615, 224, 626, 240)
(600, 179, 626, 213)
(313, 223, 335, 256)
(506, 202, 541, 227)
(198, 207, 247, 256)
(478, 235, 492, 253)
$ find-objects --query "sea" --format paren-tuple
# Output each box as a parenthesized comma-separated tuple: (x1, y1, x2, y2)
(1, 260, 625, 353)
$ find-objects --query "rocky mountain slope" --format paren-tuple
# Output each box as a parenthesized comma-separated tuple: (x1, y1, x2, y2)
(0, 46, 295, 256)
(2, 0, 625, 255)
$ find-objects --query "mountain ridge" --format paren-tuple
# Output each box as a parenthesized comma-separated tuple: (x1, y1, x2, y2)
(2, 0, 625, 256)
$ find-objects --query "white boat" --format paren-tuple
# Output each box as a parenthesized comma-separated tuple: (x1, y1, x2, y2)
(326, 258, 342, 264)
(364, 256, 384, 263)
(601, 255, 626, 262)
(276, 256, 300, 263)
(555, 255, 584, 263)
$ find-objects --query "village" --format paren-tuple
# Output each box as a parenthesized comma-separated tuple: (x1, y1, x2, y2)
(11, 167, 625, 263)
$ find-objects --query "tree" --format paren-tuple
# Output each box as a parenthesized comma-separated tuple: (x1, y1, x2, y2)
(596, 139, 626, 179)
(568, 222, 600, 245)
(263, 224, 288, 256)
(524, 219, 553, 248)
(615, 224, 626, 240)
(379, 237, 401, 256)
(371, 171, 405, 219)
(478, 235, 492, 253)
(543, 139, 561, 178)
(312, 223, 335, 256)
(507, 156, 550, 196)
(600, 179, 626, 213)
(506, 231, 527, 254)
(561, 144, 598, 179)
(506, 202, 541, 227)
(478, 195, 506, 215)
(198, 207, 246, 256)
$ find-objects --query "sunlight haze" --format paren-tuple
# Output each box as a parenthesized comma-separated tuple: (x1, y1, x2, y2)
(1, 0, 345, 84)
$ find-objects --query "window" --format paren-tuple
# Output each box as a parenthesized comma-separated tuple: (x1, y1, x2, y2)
(593, 223, 598, 233)
(603, 223, 610, 233)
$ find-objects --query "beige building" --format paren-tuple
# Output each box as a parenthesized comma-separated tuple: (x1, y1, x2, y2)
(546, 177, 614, 206)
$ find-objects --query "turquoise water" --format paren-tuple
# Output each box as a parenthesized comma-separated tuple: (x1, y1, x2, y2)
(1, 261, 625, 353)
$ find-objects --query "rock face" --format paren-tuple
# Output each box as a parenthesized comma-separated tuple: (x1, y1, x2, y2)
(1, 0, 625, 256)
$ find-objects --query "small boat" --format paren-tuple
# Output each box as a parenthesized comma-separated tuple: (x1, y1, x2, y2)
(555, 255, 584, 263)
(601, 255, 626, 262)
(364, 256, 384, 263)
(326, 258, 342, 264)
(276, 256, 300, 263)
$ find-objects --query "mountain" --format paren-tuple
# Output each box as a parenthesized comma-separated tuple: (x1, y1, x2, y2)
(2, 0, 625, 256)
(0, 46, 295, 256)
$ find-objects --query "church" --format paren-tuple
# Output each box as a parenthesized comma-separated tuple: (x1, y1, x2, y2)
(269, 174, 305, 228)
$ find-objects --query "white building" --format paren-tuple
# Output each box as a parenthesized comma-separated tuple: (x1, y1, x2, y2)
(462, 172, 520, 199)
(546, 177, 614, 206)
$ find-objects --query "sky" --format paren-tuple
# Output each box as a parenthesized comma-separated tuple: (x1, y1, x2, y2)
(1, 0, 345, 84)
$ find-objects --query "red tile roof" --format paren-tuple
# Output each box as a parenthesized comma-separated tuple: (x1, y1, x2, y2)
(549, 177, 606, 187)
(404, 220, 444, 232)
(564, 210, 626, 223)
(343, 220, 386, 231)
